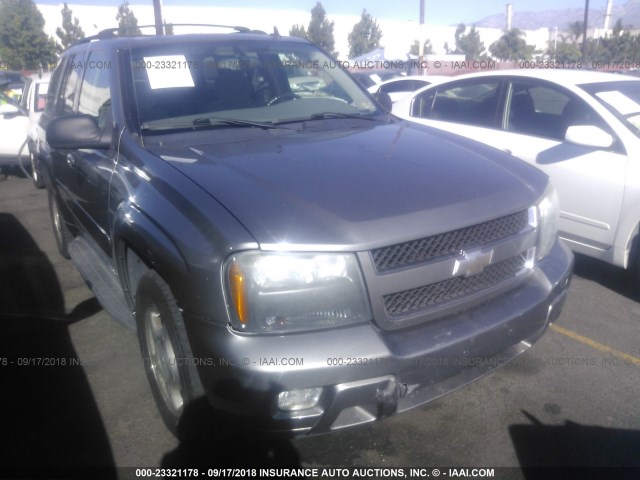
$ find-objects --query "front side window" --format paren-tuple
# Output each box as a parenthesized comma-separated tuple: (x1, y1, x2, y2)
(63, 63, 81, 114)
(78, 51, 112, 128)
(507, 80, 608, 141)
(129, 39, 379, 132)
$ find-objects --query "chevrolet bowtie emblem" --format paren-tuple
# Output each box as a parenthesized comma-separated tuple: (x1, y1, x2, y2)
(452, 249, 494, 277)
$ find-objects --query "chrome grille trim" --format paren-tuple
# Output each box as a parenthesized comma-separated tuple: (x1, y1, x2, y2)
(383, 255, 526, 316)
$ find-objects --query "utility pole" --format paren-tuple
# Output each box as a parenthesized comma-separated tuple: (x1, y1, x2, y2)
(582, 0, 589, 61)
(153, 0, 164, 35)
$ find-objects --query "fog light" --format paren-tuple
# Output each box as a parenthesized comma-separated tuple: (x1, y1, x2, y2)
(277, 387, 322, 411)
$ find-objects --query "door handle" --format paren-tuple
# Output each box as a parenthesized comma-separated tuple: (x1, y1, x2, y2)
(66, 153, 75, 167)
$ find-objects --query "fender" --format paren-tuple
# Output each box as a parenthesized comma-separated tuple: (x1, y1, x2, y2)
(112, 201, 189, 310)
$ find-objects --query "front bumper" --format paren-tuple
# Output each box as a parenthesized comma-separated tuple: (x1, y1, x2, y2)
(185, 240, 573, 435)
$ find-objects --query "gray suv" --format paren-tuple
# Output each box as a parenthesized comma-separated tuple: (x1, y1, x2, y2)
(40, 26, 573, 435)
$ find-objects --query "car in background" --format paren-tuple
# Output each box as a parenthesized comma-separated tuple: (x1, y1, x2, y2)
(0, 70, 27, 101)
(367, 75, 449, 102)
(20, 72, 51, 188)
(350, 69, 403, 89)
(0, 92, 28, 173)
(393, 69, 640, 275)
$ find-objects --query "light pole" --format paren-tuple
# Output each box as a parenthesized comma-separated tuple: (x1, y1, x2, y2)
(419, 0, 425, 75)
(582, 0, 589, 61)
(153, 0, 164, 35)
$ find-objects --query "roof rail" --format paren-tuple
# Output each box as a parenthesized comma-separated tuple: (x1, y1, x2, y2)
(72, 24, 256, 45)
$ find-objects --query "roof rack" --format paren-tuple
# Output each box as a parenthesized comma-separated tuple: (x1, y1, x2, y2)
(73, 24, 260, 45)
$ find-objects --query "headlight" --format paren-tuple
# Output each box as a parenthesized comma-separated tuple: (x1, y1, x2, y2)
(536, 182, 560, 259)
(224, 251, 371, 333)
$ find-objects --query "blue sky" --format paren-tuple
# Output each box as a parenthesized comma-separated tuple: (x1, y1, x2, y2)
(36, 0, 599, 25)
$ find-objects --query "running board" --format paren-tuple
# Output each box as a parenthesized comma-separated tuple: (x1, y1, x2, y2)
(68, 236, 135, 330)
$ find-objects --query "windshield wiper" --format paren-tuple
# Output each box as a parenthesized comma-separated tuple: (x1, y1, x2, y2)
(193, 117, 282, 129)
(141, 116, 297, 132)
(307, 111, 379, 121)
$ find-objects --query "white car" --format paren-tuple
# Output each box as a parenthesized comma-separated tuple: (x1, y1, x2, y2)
(0, 93, 28, 169)
(367, 75, 449, 102)
(20, 72, 51, 187)
(393, 69, 640, 274)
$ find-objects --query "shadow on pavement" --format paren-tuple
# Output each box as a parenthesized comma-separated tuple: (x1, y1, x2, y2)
(161, 396, 301, 469)
(0, 213, 115, 477)
(510, 410, 640, 480)
(572, 253, 640, 302)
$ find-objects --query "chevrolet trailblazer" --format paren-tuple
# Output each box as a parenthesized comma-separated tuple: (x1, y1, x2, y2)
(40, 26, 572, 435)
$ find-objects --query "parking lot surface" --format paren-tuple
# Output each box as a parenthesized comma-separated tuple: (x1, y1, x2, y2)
(1, 174, 638, 479)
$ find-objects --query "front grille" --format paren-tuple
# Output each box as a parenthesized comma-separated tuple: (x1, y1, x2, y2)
(383, 255, 526, 316)
(371, 210, 529, 272)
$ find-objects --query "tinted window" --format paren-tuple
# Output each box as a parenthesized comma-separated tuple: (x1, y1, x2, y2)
(507, 80, 604, 141)
(415, 80, 501, 128)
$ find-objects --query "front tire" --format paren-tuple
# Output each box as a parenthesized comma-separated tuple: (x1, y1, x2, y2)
(135, 270, 204, 434)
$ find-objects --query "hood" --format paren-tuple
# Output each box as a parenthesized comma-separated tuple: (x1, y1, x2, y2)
(148, 121, 547, 251)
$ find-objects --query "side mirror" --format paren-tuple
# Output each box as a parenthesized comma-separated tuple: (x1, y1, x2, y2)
(46, 114, 111, 150)
(374, 91, 393, 113)
(565, 125, 614, 149)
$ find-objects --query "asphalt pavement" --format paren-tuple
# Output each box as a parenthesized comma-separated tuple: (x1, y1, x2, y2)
(0, 173, 638, 479)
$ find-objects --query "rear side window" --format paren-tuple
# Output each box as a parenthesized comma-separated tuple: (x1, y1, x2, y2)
(431, 81, 501, 127)
(412, 80, 502, 128)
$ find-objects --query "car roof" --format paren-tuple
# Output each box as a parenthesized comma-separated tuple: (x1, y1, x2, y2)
(27, 72, 52, 82)
(377, 75, 450, 85)
(443, 68, 640, 86)
(65, 31, 308, 53)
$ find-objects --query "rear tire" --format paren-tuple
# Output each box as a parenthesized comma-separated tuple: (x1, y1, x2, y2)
(48, 188, 72, 259)
(135, 270, 204, 435)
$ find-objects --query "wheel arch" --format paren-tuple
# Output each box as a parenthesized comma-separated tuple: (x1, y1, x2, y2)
(112, 203, 190, 310)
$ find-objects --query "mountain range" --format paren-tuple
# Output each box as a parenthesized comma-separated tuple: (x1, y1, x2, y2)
(474, 0, 640, 31)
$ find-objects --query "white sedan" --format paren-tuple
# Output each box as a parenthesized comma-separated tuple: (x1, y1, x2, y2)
(393, 69, 640, 274)
(367, 75, 449, 102)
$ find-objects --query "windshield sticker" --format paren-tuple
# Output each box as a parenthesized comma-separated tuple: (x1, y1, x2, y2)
(596, 91, 640, 115)
(143, 55, 195, 89)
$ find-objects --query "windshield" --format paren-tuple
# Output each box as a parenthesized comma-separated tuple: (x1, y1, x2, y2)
(581, 80, 640, 139)
(130, 39, 379, 132)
